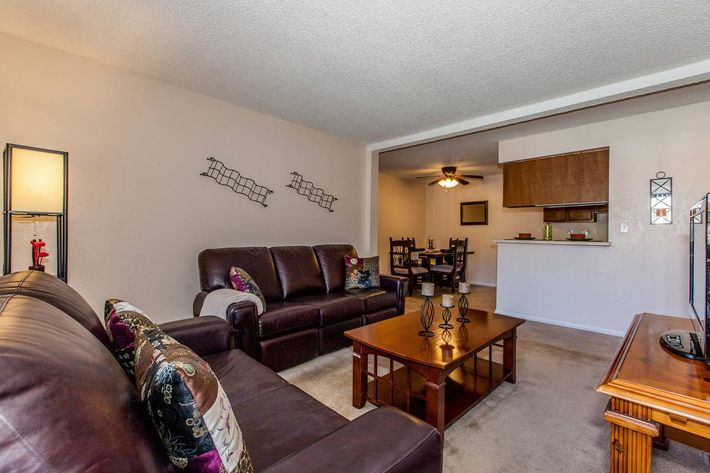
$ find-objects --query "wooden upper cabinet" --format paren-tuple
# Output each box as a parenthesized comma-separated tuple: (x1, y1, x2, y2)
(502, 159, 537, 207)
(503, 148, 609, 208)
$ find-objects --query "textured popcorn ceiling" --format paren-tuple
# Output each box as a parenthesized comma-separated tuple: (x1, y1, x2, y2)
(1, 1, 710, 143)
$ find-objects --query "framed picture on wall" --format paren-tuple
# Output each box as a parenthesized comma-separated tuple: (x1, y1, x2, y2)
(460, 200, 488, 225)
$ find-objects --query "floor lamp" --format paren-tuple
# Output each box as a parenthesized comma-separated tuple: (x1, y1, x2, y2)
(3, 144, 68, 281)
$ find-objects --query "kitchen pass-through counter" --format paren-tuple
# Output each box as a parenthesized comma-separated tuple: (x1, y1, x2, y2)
(494, 238, 629, 336)
(495, 239, 611, 247)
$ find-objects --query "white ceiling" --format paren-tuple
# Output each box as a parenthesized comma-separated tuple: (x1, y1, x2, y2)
(1, 1, 710, 143)
(379, 81, 710, 179)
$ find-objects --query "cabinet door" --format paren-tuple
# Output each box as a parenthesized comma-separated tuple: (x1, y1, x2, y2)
(534, 149, 608, 205)
(503, 160, 537, 207)
(569, 149, 609, 204)
(567, 206, 596, 222)
(543, 208, 568, 222)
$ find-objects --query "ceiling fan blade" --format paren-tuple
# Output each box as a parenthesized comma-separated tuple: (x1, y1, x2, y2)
(453, 176, 469, 185)
(460, 174, 484, 179)
(415, 175, 443, 180)
(428, 179, 441, 186)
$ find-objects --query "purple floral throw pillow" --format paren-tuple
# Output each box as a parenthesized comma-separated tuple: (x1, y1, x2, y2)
(135, 328, 253, 473)
(229, 267, 267, 310)
(104, 298, 158, 380)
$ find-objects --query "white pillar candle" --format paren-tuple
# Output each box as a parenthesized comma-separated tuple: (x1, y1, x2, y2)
(441, 294, 454, 307)
(421, 282, 435, 297)
(458, 282, 471, 294)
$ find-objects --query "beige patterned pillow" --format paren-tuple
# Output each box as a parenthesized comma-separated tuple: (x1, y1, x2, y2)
(344, 255, 380, 290)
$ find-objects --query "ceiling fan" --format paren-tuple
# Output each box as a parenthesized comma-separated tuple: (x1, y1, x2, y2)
(415, 166, 484, 188)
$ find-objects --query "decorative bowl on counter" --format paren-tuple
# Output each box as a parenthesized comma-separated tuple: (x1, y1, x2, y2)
(569, 233, 587, 240)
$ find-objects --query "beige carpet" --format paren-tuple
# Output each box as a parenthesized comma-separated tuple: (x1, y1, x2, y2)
(280, 286, 710, 472)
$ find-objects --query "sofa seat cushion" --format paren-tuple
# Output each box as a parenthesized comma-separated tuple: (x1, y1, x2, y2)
(258, 302, 320, 338)
(203, 349, 288, 405)
(234, 384, 348, 471)
(135, 329, 253, 473)
(289, 293, 365, 326)
(347, 288, 397, 312)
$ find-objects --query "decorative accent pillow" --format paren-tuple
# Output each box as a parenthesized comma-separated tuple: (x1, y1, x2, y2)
(344, 255, 380, 290)
(135, 328, 253, 473)
(104, 298, 158, 379)
(229, 267, 267, 310)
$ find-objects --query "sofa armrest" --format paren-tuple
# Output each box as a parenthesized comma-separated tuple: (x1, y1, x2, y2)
(159, 316, 232, 357)
(224, 301, 260, 360)
(193, 290, 209, 316)
(380, 275, 408, 315)
(262, 407, 442, 473)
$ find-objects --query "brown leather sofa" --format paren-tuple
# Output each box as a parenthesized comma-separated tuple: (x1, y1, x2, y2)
(194, 244, 407, 371)
(0, 270, 442, 472)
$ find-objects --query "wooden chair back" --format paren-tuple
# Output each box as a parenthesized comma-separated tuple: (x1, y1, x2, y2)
(390, 238, 414, 275)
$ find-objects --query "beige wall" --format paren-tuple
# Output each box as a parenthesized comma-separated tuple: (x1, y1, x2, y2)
(424, 174, 541, 285)
(0, 33, 367, 323)
(497, 99, 710, 332)
(377, 173, 426, 274)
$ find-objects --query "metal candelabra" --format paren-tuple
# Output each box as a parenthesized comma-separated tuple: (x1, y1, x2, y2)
(439, 305, 454, 329)
(419, 296, 435, 337)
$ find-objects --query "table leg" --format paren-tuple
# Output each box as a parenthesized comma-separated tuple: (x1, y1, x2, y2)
(352, 342, 367, 408)
(503, 328, 517, 384)
(424, 369, 446, 436)
(603, 398, 659, 473)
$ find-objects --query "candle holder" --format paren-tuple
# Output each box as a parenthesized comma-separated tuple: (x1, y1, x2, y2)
(457, 293, 470, 323)
(439, 305, 454, 329)
(419, 296, 435, 337)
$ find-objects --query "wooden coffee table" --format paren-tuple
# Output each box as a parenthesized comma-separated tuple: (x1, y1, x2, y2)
(344, 307, 524, 435)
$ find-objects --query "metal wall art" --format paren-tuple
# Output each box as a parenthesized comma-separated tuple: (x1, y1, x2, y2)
(286, 171, 337, 212)
(201, 157, 273, 207)
(650, 171, 672, 225)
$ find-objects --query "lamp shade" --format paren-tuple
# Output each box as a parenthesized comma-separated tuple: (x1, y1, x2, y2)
(9, 147, 66, 213)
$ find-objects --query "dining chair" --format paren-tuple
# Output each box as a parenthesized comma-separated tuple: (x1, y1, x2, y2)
(389, 237, 428, 296)
(430, 239, 466, 293)
(447, 237, 469, 282)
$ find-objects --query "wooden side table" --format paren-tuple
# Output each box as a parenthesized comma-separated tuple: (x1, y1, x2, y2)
(597, 313, 710, 472)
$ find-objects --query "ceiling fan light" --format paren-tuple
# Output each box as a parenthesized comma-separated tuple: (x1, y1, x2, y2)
(438, 178, 458, 188)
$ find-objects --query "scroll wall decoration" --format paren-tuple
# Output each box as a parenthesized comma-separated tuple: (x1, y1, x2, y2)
(200, 157, 273, 207)
(286, 172, 337, 212)
(650, 171, 672, 225)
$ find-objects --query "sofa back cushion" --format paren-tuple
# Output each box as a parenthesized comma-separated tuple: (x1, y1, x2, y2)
(270, 246, 326, 298)
(0, 270, 111, 347)
(313, 244, 358, 293)
(199, 247, 283, 302)
(0, 295, 171, 473)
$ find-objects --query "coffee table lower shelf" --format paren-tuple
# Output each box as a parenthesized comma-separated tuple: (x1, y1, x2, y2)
(367, 356, 511, 429)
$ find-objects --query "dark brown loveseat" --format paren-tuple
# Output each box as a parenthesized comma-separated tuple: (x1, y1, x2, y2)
(0, 270, 442, 472)
(194, 244, 407, 371)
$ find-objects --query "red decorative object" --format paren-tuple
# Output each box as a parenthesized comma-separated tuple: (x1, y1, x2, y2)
(30, 239, 48, 271)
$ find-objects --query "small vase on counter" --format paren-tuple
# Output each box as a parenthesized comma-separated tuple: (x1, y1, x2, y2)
(543, 223, 552, 241)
